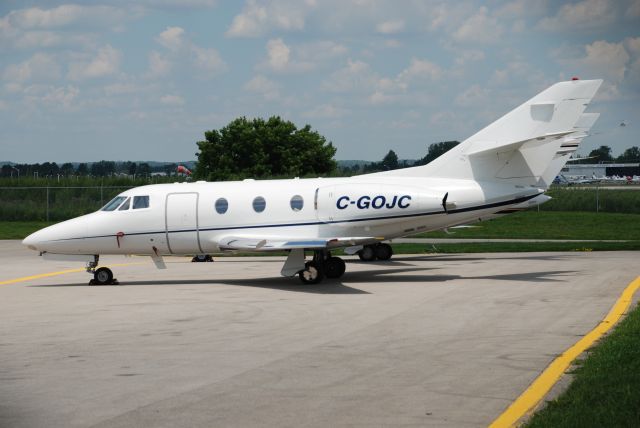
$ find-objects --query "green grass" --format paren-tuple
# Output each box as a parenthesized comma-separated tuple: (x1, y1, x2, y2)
(413, 211, 640, 240)
(524, 302, 640, 427)
(390, 241, 640, 254)
(0, 221, 54, 239)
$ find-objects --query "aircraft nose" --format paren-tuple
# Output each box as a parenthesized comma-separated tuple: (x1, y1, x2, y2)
(23, 229, 45, 251)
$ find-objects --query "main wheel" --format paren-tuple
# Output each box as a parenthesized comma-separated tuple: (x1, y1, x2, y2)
(375, 243, 393, 261)
(324, 257, 346, 278)
(358, 245, 377, 261)
(299, 261, 324, 284)
(93, 267, 113, 285)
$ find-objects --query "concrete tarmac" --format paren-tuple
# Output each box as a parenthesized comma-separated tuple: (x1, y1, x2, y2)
(0, 240, 638, 427)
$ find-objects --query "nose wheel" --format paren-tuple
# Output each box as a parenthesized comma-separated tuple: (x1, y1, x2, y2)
(86, 256, 119, 285)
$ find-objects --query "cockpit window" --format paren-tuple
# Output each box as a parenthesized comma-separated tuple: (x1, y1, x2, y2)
(133, 196, 150, 209)
(101, 196, 127, 211)
(118, 197, 131, 211)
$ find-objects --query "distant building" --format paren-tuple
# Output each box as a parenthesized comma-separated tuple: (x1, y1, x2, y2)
(561, 163, 640, 178)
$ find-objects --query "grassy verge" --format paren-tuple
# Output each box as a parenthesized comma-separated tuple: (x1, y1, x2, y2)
(412, 211, 640, 240)
(524, 302, 640, 427)
(0, 221, 54, 239)
(390, 241, 640, 254)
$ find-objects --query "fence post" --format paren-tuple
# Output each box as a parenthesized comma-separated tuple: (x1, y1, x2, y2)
(100, 185, 103, 207)
(46, 186, 50, 222)
(596, 185, 599, 213)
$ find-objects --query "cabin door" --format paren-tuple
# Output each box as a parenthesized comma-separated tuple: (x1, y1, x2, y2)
(166, 192, 202, 254)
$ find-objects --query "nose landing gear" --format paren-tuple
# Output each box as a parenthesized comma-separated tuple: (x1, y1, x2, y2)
(86, 256, 119, 285)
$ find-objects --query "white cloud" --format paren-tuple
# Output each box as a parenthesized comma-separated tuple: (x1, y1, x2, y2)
(455, 84, 490, 107)
(24, 84, 80, 108)
(244, 74, 280, 100)
(302, 103, 347, 119)
(537, 0, 616, 31)
(323, 59, 378, 93)
(147, 51, 172, 77)
(266, 38, 291, 71)
(156, 26, 185, 51)
(226, 0, 310, 37)
(68, 45, 122, 80)
(192, 46, 227, 74)
(160, 94, 185, 106)
(1, 4, 127, 29)
(152, 27, 227, 78)
(3, 53, 61, 83)
(260, 38, 346, 73)
(376, 19, 404, 34)
(496, 0, 548, 18)
(453, 6, 503, 44)
(41, 85, 80, 108)
(582, 40, 629, 83)
(0, 4, 128, 50)
(397, 58, 442, 83)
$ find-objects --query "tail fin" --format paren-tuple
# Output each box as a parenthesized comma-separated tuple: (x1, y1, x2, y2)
(372, 79, 602, 187)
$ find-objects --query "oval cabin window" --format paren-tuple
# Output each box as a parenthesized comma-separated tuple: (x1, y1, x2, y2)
(252, 196, 266, 213)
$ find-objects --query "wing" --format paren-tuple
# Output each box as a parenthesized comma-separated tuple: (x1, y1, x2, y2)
(218, 235, 383, 251)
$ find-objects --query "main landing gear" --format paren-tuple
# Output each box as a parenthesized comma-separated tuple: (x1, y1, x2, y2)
(357, 243, 393, 262)
(298, 251, 346, 284)
(86, 256, 118, 285)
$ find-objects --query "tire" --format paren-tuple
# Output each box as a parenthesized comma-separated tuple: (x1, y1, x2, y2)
(358, 245, 377, 261)
(299, 261, 324, 284)
(324, 257, 346, 278)
(93, 267, 113, 285)
(375, 243, 393, 261)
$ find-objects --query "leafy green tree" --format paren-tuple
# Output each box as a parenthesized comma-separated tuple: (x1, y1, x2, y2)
(616, 146, 640, 163)
(77, 163, 88, 175)
(381, 150, 399, 170)
(90, 160, 116, 176)
(587, 145, 613, 163)
(195, 116, 336, 180)
(137, 163, 151, 177)
(60, 163, 74, 175)
(416, 141, 460, 166)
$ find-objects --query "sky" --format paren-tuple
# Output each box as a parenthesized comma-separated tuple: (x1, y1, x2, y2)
(0, 0, 639, 163)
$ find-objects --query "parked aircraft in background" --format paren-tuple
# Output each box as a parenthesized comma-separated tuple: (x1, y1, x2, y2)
(23, 79, 602, 284)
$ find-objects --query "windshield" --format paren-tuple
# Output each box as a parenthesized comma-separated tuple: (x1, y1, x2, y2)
(101, 196, 127, 211)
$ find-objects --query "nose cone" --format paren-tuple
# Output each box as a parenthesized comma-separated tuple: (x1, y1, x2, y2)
(22, 230, 42, 251)
(22, 217, 89, 253)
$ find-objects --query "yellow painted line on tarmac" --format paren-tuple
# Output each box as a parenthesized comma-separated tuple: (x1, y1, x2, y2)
(0, 263, 146, 285)
(489, 276, 640, 428)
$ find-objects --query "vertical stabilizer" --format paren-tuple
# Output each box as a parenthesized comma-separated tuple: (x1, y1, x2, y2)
(369, 79, 602, 187)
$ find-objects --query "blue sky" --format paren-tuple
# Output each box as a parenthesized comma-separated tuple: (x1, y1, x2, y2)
(1, 0, 639, 163)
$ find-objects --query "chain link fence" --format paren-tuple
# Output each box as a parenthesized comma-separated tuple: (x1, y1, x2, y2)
(1, 185, 639, 222)
(0, 186, 135, 221)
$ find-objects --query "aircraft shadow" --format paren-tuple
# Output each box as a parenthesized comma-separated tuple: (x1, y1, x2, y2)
(30, 267, 574, 292)
(28, 277, 370, 294)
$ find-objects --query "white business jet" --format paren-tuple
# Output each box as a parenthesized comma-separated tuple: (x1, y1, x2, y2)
(23, 79, 602, 284)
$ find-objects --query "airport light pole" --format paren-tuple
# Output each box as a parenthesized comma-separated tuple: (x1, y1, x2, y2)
(10, 166, 19, 178)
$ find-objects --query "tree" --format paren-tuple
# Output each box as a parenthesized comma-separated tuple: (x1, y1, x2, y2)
(77, 163, 88, 175)
(60, 163, 74, 175)
(616, 146, 640, 163)
(195, 116, 337, 180)
(90, 160, 116, 176)
(381, 150, 399, 170)
(587, 145, 613, 163)
(137, 162, 151, 177)
(416, 141, 460, 166)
